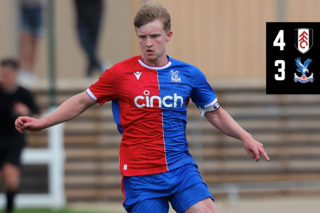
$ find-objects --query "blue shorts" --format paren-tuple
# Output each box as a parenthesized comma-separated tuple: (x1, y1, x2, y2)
(21, 6, 42, 36)
(122, 163, 214, 213)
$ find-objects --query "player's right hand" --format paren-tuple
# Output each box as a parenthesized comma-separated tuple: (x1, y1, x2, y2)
(15, 116, 44, 133)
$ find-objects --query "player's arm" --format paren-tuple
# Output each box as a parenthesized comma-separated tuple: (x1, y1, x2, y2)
(15, 91, 96, 133)
(205, 107, 270, 162)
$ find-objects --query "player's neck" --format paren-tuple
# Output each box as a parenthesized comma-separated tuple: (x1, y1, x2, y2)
(140, 55, 169, 67)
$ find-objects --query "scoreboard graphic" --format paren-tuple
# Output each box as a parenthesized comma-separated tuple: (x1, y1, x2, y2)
(266, 23, 320, 94)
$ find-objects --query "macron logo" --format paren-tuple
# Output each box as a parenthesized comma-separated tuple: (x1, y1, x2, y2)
(134, 71, 142, 80)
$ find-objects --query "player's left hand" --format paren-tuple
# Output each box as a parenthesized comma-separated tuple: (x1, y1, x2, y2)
(243, 139, 270, 162)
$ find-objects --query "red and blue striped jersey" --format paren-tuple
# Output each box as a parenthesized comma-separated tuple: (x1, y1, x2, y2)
(86, 56, 219, 176)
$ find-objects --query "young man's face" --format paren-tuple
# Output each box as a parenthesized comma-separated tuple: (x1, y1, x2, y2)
(136, 19, 172, 66)
(0, 66, 18, 90)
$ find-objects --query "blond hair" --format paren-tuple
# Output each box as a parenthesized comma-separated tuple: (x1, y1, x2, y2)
(134, 1, 171, 32)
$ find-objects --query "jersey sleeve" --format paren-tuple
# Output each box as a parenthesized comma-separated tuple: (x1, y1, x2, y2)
(86, 68, 120, 105)
(190, 68, 220, 117)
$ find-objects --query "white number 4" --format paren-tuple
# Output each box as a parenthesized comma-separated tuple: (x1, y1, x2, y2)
(275, 60, 285, 81)
(273, 30, 285, 51)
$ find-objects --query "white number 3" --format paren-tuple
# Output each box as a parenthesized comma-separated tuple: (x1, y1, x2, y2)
(275, 60, 285, 81)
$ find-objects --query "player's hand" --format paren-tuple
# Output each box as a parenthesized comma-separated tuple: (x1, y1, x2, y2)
(14, 102, 31, 116)
(243, 138, 270, 162)
(15, 116, 45, 133)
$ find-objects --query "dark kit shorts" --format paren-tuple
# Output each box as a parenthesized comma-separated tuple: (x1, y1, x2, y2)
(0, 134, 25, 169)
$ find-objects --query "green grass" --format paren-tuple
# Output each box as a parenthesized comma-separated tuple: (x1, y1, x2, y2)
(16, 209, 117, 213)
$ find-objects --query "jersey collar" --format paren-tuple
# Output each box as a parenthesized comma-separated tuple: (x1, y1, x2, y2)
(138, 57, 172, 70)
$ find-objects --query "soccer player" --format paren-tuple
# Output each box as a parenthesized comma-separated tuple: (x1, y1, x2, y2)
(0, 58, 40, 213)
(15, 1, 269, 212)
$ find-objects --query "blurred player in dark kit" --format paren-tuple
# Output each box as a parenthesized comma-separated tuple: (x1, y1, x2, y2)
(0, 59, 40, 213)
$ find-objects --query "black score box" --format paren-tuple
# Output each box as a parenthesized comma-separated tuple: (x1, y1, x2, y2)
(266, 22, 320, 94)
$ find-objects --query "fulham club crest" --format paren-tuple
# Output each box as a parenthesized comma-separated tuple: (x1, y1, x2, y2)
(294, 28, 313, 54)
